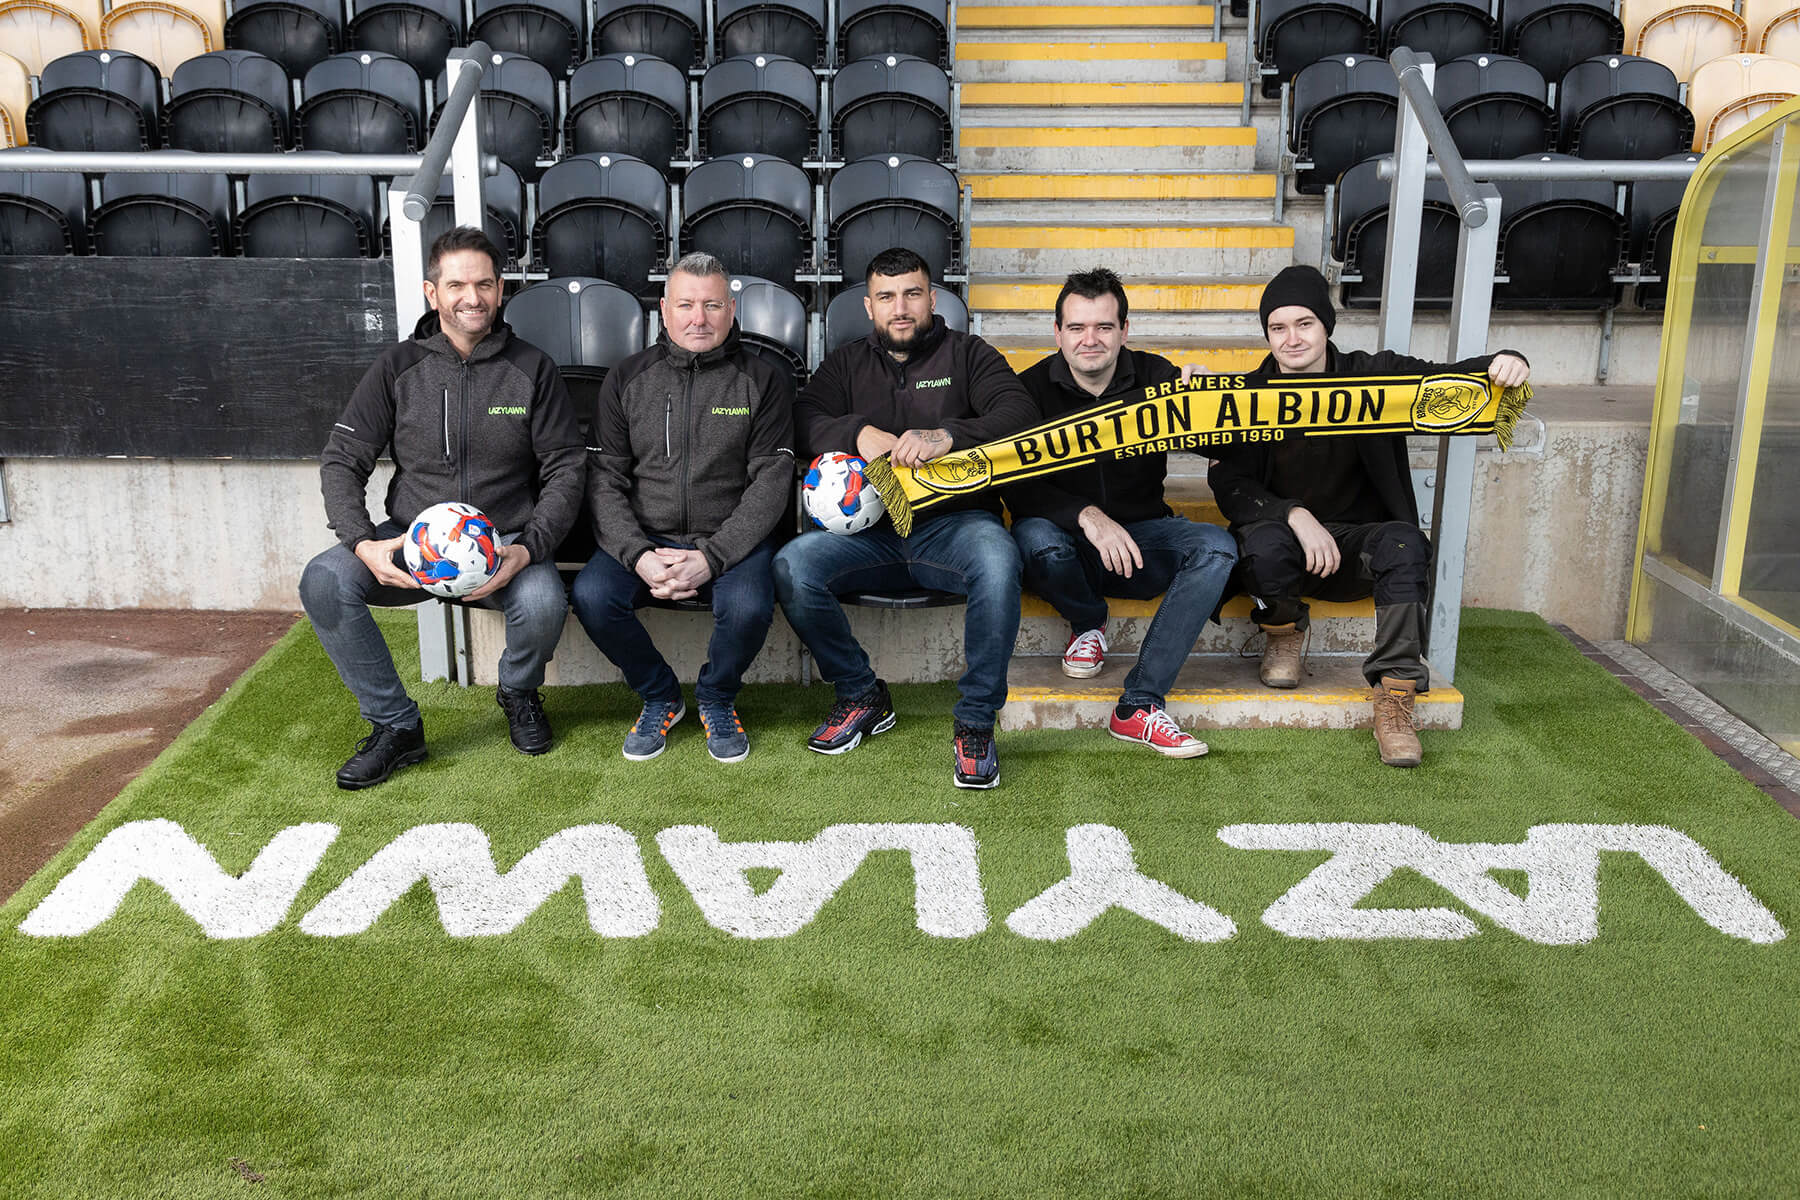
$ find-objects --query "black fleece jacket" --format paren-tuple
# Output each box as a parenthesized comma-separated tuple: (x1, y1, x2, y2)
(796, 315, 1039, 520)
(1004, 346, 1181, 530)
(319, 313, 586, 565)
(1208, 343, 1523, 531)
(587, 324, 795, 577)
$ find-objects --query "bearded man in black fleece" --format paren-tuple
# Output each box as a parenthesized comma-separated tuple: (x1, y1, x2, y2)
(572, 252, 795, 765)
(1210, 264, 1529, 767)
(300, 227, 586, 789)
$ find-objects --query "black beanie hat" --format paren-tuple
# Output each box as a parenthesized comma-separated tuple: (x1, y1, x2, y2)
(1258, 265, 1335, 336)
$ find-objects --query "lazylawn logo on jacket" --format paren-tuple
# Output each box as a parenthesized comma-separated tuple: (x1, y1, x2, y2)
(912, 377, 954, 389)
(710, 406, 751, 417)
(15, 820, 1786, 945)
(487, 406, 528, 417)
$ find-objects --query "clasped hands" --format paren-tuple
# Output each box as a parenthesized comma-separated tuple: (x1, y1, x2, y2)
(636, 547, 713, 601)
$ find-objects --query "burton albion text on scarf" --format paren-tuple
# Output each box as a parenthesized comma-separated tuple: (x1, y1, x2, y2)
(864, 371, 1531, 535)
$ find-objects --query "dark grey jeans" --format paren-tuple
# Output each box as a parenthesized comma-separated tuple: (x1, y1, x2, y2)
(299, 522, 568, 728)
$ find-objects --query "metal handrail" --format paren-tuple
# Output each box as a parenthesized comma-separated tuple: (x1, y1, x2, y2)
(0, 152, 443, 175)
(401, 42, 492, 220)
(1380, 160, 1702, 182)
(1388, 45, 1488, 228)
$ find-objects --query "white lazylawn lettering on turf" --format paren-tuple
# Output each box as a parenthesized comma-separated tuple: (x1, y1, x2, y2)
(1218, 823, 1787, 944)
(15, 821, 1787, 945)
(656, 823, 987, 938)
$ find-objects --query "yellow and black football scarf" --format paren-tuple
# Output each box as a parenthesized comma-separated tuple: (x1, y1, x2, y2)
(863, 371, 1531, 535)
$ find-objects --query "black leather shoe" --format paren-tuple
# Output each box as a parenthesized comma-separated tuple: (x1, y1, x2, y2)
(497, 685, 553, 755)
(336, 721, 427, 790)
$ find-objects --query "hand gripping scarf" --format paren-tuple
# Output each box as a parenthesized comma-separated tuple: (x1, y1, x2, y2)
(863, 371, 1532, 536)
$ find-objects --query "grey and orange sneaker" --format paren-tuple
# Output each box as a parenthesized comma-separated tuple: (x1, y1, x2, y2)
(699, 703, 750, 763)
(623, 699, 685, 761)
(806, 680, 896, 754)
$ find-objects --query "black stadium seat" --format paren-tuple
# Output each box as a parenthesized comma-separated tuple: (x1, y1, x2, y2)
(472, 0, 585, 77)
(1558, 54, 1695, 160)
(594, 0, 705, 72)
(681, 153, 813, 287)
(502, 276, 646, 424)
(1379, 0, 1496, 61)
(836, 0, 948, 68)
(431, 52, 555, 180)
(1628, 151, 1700, 309)
(728, 274, 809, 380)
(1434, 53, 1554, 160)
(1331, 155, 1462, 309)
(1288, 53, 1398, 195)
(717, 0, 827, 67)
(565, 52, 688, 176)
(532, 151, 670, 295)
(92, 155, 233, 257)
(347, 0, 464, 81)
(1494, 153, 1628, 309)
(164, 50, 293, 154)
(831, 53, 952, 163)
(700, 53, 820, 165)
(1500, 0, 1623, 86)
(28, 49, 163, 152)
(0, 147, 89, 255)
(411, 163, 527, 268)
(225, 0, 346, 80)
(297, 51, 424, 154)
(237, 168, 381, 257)
(828, 153, 959, 281)
(825, 280, 967, 350)
(1257, 0, 1375, 99)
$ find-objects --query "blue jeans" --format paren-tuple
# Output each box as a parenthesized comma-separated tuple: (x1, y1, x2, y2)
(569, 537, 777, 708)
(1012, 515, 1238, 709)
(299, 521, 568, 729)
(773, 508, 1022, 728)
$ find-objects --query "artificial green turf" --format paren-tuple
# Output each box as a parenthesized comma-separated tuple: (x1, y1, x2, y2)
(3, 610, 1799, 1197)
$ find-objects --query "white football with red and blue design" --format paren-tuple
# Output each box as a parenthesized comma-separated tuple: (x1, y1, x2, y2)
(403, 501, 502, 598)
(802, 452, 885, 535)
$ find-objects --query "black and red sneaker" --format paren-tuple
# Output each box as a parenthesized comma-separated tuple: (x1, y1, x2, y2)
(806, 679, 897, 754)
(952, 722, 999, 789)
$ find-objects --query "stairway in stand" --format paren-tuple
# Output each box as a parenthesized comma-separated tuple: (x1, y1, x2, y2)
(954, 1, 1464, 732)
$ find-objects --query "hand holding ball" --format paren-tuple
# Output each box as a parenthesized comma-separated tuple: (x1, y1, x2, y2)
(404, 502, 502, 597)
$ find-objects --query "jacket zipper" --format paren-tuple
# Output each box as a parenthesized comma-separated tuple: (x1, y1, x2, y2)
(441, 386, 451, 463)
(458, 362, 470, 503)
(681, 361, 697, 535)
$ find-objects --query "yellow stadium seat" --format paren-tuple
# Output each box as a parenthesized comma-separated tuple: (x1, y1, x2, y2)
(0, 49, 29, 146)
(0, 0, 104, 74)
(1703, 88, 1798, 144)
(101, 0, 227, 76)
(1632, 3, 1747, 82)
(1748, 0, 1800, 63)
(1688, 52, 1800, 146)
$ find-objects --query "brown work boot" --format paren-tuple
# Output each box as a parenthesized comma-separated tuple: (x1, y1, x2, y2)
(1372, 676, 1423, 768)
(1258, 623, 1304, 688)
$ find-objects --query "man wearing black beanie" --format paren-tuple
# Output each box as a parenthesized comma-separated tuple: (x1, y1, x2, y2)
(1209, 265, 1529, 767)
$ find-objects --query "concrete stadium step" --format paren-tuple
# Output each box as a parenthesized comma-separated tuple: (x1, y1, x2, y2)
(969, 222, 1293, 275)
(992, 344, 1270, 373)
(1000, 657, 1463, 732)
(970, 278, 1265, 313)
(953, 40, 1229, 82)
(958, 125, 1256, 171)
(958, 81, 1243, 110)
(1016, 595, 1378, 657)
(964, 172, 1276, 203)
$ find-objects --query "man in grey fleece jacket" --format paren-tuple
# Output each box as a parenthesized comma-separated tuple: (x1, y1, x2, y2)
(300, 227, 585, 789)
(571, 252, 795, 764)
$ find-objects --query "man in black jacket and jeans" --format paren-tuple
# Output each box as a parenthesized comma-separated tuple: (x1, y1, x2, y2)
(1006, 268, 1238, 759)
(1210, 264, 1529, 766)
(773, 247, 1039, 789)
(572, 252, 795, 764)
(300, 227, 586, 788)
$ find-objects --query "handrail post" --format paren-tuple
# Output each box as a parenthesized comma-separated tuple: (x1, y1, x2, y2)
(1428, 186, 1502, 685)
(448, 49, 489, 228)
(1378, 51, 1432, 355)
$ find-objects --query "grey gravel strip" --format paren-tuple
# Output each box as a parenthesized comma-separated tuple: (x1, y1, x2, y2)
(1597, 638, 1800, 794)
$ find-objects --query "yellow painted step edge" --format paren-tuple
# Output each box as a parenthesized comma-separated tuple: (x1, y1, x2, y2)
(958, 6, 1217, 27)
(998, 347, 1268, 370)
(960, 125, 1256, 148)
(961, 81, 1243, 105)
(971, 226, 1294, 250)
(956, 41, 1228, 60)
(1008, 682, 1465, 705)
(1021, 594, 1377, 621)
(965, 173, 1276, 200)
(969, 282, 1264, 309)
